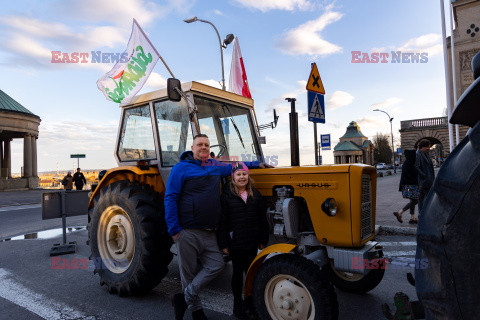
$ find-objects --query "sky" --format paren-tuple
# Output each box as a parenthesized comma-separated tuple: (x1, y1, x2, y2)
(0, 0, 454, 172)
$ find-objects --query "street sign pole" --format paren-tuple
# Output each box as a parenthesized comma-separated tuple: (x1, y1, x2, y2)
(314, 123, 318, 165)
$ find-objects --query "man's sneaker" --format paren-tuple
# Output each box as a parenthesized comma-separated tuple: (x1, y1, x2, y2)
(192, 308, 208, 320)
(171, 293, 188, 320)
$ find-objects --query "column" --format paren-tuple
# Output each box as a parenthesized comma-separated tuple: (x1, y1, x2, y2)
(23, 135, 32, 178)
(31, 136, 37, 177)
(0, 140, 3, 178)
(4, 139, 11, 178)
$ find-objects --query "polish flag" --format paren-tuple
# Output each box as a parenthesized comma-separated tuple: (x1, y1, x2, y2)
(229, 38, 252, 98)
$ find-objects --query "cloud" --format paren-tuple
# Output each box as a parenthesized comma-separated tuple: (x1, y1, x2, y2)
(198, 79, 222, 89)
(145, 72, 168, 89)
(55, 0, 160, 26)
(233, 0, 313, 12)
(275, 9, 343, 56)
(370, 34, 442, 57)
(326, 90, 354, 110)
(214, 9, 224, 15)
(395, 33, 442, 56)
(264, 80, 307, 114)
(369, 97, 402, 110)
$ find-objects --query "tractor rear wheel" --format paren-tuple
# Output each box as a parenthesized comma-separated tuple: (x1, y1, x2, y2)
(323, 261, 385, 294)
(88, 180, 173, 296)
(253, 254, 338, 320)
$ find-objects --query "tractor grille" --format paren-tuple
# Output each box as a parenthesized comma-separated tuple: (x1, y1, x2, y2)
(361, 174, 373, 240)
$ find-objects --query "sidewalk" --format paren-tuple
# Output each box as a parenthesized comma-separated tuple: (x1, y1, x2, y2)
(0, 189, 45, 207)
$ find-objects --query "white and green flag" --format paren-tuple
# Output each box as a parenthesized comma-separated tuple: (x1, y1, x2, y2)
(97, 19, 159, 105)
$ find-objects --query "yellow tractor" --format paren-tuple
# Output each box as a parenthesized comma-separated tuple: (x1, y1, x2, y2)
(88, 79, 383, 319)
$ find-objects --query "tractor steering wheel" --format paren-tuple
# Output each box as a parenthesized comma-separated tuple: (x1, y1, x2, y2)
(210, 144, 228, 159)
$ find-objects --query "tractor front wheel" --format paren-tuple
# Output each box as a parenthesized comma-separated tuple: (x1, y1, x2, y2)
(253, 254, 338, 320)
(88, 180, 173, 296)
(323, 261, 385, 294)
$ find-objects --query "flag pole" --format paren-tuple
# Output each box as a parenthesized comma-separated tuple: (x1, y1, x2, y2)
(133, 19, 175, 79)
(440, 0, 455, 153)
(448, 6, 460, 145)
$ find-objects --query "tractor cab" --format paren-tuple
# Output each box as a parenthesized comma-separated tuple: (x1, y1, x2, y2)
(114, 81, 263, 173)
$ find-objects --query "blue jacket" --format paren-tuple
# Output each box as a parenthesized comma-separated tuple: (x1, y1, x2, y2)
(164, 151, 260, 236)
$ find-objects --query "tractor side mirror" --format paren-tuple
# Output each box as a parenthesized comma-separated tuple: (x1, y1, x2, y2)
(273, 109, 279, 128)
(167, 78, 182, 102)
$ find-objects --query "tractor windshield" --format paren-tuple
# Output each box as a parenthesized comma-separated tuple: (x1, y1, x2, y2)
(153, 95, 259, 167)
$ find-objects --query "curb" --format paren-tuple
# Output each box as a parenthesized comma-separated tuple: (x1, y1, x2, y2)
(376, 224, 417, 236)
(0, 202, 41, 208)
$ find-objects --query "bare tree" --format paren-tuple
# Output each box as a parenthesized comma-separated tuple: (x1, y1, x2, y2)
(373, 132, 393, 164)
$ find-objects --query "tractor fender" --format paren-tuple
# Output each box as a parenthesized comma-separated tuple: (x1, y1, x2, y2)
(88, 166, 164, 208)
(244, 243, 296, 297)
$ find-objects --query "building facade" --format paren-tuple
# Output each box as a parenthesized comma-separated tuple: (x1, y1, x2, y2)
(333, 121, 374, 165)
(0, 89, 41, 190)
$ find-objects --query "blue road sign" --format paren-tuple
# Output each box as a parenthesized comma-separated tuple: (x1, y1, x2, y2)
(321, 134, 331, 150)
(397, 147, 402, 154)
(308, 91, 325, 123)
(221, 119, 230, 134)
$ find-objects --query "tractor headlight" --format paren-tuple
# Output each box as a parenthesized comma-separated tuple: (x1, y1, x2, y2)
(322, 198, 337, 217)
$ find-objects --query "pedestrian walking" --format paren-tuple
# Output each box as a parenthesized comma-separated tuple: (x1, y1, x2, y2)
(218, 162, 269, 319)
(393, 150, 420, 224)
(73, 168, 87, 190)
(164, 134, 270, 320)
(415, 139, 435, 213)
(61, 172, 73, 191)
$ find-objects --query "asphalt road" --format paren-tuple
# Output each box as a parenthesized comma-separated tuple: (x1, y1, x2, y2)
(0, 227, 418, 320)
(0, 183, 421, 320)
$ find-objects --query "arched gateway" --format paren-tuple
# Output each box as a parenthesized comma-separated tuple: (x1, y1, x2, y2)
(0, 89, 41, 190)
(399, 117, 469, 162)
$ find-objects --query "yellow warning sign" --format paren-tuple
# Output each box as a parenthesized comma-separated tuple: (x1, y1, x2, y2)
(306, 63, 325, 94)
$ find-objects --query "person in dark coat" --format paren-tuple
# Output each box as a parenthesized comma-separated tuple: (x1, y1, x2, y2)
(61, 172, 73, 191)
(218, 162, 269, 319)
(393, 150, 419, 224)
(73, 168, 87, 190)
(414, 139, 434, 212)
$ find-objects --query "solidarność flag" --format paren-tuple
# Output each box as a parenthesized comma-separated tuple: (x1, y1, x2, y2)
(228, 38, 252, 98)
(97, 19, 160, 105)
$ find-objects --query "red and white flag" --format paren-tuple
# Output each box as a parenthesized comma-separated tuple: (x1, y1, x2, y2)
(229, 38, 252, 98)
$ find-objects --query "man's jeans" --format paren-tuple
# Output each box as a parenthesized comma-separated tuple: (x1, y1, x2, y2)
(176, 229, 225, 311)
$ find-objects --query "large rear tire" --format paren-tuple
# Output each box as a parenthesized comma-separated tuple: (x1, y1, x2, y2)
(253, 254, 338, 320)
(88, 180, 173, 296)
(323, 261, 385, 294)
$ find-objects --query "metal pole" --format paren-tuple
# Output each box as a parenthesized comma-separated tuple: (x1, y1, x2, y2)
(286, 98, 299, 166)
(390, 119, 396, 174)
(314, 123, 318, 165)
(61, 192, 67, 245)
(440, 0, 455, 152)
(198, 19, 226, 91)
(448, 6, 461, 145)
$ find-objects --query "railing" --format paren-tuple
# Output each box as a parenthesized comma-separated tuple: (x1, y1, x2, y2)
(400, 117, 448, 129)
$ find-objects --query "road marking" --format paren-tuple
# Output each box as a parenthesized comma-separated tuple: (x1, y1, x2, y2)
(0, 204, 41, 212)
(0, 268, 95, 320)
(384, 250, 417, 257)
(380, 242, 416, 246)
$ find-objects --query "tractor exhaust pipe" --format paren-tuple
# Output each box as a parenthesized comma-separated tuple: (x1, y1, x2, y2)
(286, 98, 300, 166)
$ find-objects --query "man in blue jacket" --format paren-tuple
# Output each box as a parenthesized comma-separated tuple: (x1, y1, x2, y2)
(165, 134, 267, 320)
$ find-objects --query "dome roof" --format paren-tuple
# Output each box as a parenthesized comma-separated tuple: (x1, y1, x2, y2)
(0, 89, 39, 118)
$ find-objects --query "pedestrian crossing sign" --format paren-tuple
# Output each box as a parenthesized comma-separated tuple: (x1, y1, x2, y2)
(308, 91, 325, 123)
(306, 63, 325, 94)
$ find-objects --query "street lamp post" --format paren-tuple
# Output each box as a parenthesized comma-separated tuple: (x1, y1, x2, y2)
(373, 108, 396, 174)
(184, 16, 234, 91)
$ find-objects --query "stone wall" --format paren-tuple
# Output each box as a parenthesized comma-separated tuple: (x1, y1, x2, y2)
(0, 177, 39, 191)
